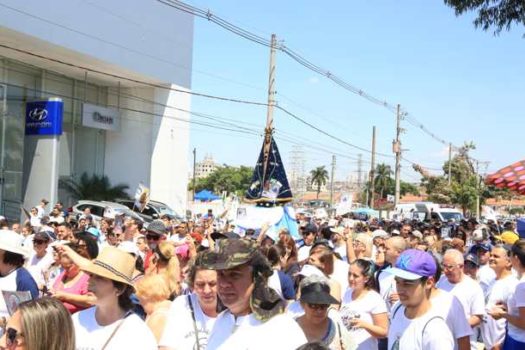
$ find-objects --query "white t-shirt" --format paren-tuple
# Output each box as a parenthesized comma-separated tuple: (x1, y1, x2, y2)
(334, 244, 348, 263)
(297, 244, 312, 262)
(477, 264, 496, 297)
(507, 279, 525, 342)
(331, 258, 349, 292)
(207, 311, 307, 350)
(26, 252, 54, 287)
(267, 270, 283, 300)
(481, 274, 518, 349)
(430, 290, 473, 348)
(72, 306, 157, 350)
(378, 268, 397, 312)
(159, 293, 216, 349)
(340, 288, 387, 350)
(388, 304, 454, 350)
(437, 275, 486, 350)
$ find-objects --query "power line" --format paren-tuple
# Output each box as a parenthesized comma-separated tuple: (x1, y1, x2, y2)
(157, 0, 473, 154)
(0, 43, 445, 171)
(0, 1, 266, 93)
(0, 44, 396, 157)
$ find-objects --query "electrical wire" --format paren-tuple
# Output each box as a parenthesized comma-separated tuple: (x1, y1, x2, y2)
(157, 0, 475, 155)
(0, 1, 266, 93)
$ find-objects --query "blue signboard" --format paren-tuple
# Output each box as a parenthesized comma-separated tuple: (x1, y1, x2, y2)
(25, 99, 63, 136)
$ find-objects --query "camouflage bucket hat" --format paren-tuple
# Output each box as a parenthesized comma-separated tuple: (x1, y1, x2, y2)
(201, 238, 258, 270)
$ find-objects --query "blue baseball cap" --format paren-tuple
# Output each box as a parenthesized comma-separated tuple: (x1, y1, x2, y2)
(469, 243, 492, 253)
(387, 249, 437, 280)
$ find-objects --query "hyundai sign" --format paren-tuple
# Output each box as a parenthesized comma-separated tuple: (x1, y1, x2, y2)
(25, 99, 63, 135)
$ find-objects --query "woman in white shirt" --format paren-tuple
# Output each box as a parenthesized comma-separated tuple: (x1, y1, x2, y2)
(159, 252, 219, 350)
(72, 247, 157, 349)
(340, 259, 388, 350)
(489, 239, 525, 349)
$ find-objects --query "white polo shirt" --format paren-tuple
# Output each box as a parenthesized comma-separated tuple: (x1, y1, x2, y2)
(207, 311, 306, 350)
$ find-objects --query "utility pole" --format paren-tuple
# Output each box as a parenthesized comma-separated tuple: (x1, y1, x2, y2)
(369, 126, 376, 208)
(393, 104, 402, 206)
(330, 155, 336, 208)
(192, 148, 197, 202)
(262, 34, 277, 178)
(475, 160, 480, 220)
(357, 153, 362, 190)
(448, 143, 452, 186)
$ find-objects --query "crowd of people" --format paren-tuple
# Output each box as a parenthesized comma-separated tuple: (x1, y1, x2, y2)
(0, 199, 522, 350)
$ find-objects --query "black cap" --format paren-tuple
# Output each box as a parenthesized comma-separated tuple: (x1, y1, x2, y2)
(300, 282, 339, 305)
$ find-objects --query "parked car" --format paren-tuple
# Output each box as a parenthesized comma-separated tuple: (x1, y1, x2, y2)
(115, 199, 182, 223)
(70, 200, 145, 225)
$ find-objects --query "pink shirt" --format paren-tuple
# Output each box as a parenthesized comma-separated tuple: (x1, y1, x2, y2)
(53, 271, 90, 314)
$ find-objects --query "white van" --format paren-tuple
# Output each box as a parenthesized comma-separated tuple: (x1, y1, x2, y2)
(392, 202, 463, 222)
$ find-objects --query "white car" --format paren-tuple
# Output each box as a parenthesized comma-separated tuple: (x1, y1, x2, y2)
(71, 200, 145, 225)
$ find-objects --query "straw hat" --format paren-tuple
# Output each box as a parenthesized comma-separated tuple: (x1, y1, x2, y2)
(81, 247, 135, 287)
(0, 230, 30, 258)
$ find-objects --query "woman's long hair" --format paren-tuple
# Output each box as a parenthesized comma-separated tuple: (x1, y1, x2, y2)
(19, 297, 75, 350)
(155, 242, 181, 298)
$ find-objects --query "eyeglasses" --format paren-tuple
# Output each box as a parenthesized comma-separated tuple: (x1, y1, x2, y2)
(442, 263, 462, 270)
(33, 240, 47, 245)
(6, 327, 23, 346)
(307, 303, 329, 310)
(146, 234, 160, 241)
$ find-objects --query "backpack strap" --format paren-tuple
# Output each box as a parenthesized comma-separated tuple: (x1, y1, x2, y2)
(391, 303, 402, 320)
(421, 315, 445, 344)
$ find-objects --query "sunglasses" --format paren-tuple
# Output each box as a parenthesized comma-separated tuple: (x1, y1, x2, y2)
(146, 234, 160, 241)
(6, 327, 22, 346)
(307, 303, 329, 310)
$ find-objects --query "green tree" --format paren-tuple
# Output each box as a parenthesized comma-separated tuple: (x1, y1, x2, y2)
(310, 166, 329, 199)
(400, 181, 420, 196)
(444, 0, 525, 35)
(450, 175, 479, 215)
(59, 173, 130, 201)
(189, 165, 253, 196)
(374, 163, 393, 199)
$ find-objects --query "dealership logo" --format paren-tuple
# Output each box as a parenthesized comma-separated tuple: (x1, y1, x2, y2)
(28, 108, 48, 122)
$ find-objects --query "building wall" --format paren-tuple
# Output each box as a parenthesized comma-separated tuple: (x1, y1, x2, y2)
(150, 86, 191, 215)
(0, 0, 193, 88)
(0, 1, 193, 217)
(104, 86, 154, 201)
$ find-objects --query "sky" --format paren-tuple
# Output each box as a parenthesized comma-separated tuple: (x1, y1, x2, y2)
(179, 0, 525, 183)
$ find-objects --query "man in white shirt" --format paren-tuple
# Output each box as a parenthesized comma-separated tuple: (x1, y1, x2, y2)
(437, 249, 486, 350)
(387, 249, 454, 349)
(36, 198, 49, 219)
(469, 242, 496, 297)
(297, 224, 317, 262)
(203, 239, 307, 350)
(378, 236, 407, 311)
(480, 244, 518, 349)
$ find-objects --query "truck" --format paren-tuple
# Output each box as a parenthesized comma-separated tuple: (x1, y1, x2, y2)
(392, 202, 463, 223)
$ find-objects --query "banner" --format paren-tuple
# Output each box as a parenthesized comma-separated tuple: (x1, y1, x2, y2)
(134, 183, 150, 212)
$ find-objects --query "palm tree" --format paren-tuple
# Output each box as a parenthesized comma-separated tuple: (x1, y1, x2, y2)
(59, 172, 130, 201)
(374, 163, 393, 199)
(310, 166, 329, 199)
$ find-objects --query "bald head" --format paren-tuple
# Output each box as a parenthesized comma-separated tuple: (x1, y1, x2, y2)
(385, 236, 408, 265)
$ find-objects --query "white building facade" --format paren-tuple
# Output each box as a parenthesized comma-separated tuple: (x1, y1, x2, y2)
(195, 154, 217, 179)
(0, 0, 193, 218)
